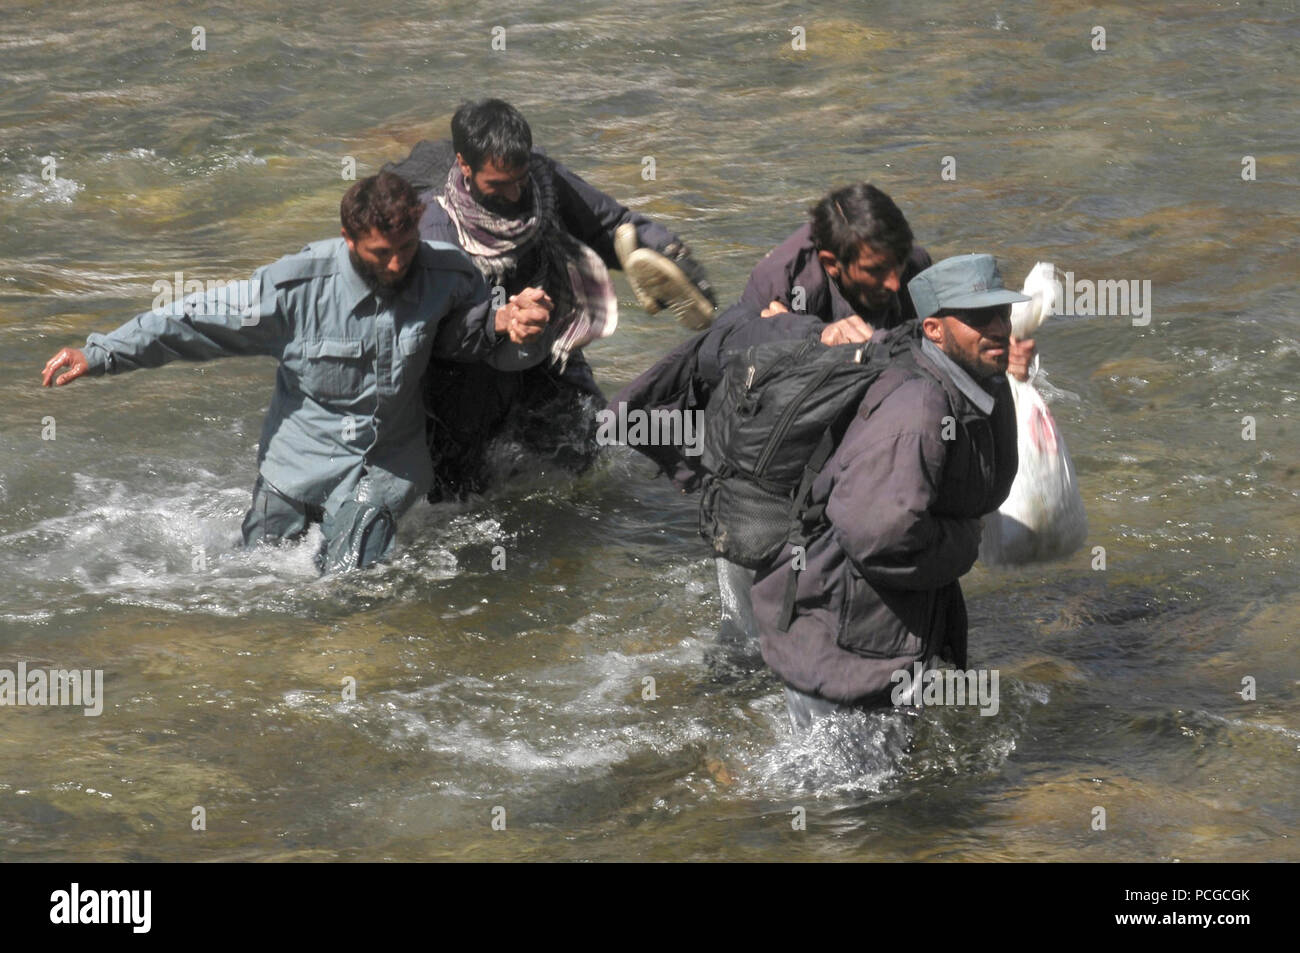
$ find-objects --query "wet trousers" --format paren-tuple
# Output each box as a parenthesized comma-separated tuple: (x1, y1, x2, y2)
(423, 353, 603, 502)
(716, 557, 759, 650)
(240, 475, 396, 573)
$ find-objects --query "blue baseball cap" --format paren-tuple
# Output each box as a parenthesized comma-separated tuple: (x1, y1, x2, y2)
(908, 254, 1030, 319)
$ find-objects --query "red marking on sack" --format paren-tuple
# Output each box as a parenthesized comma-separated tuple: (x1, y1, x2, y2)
(1030, 404, 1059, 455)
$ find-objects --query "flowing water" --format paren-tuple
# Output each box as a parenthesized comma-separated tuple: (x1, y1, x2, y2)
(1, 0, 1296, 861)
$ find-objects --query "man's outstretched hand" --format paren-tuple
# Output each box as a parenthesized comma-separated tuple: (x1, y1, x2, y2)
(42, 348, 89, 387)
(495, 287, 552, 344)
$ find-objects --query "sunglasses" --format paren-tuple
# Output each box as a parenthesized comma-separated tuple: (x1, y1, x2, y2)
(945, 306, 1012, 327)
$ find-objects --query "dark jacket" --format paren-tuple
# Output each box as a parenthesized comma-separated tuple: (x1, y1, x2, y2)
(387, 139, 679, 299)
(610, 299, 879, 490)
(740, 223, 932, 325)
(610, 226, 931, 487)
(390, 139, 684, 402)
(750, 325, 1018, 705)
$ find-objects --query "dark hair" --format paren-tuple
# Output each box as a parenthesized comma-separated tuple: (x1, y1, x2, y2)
(340, 171, 424, 238)
(451, 98, 533, 172)
(809, 183, 913, 268)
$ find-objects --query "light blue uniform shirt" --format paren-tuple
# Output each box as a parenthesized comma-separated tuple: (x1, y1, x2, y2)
(82, 238, 500, 515)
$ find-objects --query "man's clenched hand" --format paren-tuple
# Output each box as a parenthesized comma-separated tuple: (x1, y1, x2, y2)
(495, 287, 552, 344)
(820, 315, 874, 347)
(1008, 336, 1036, 382)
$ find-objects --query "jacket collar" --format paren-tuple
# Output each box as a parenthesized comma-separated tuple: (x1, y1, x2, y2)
(826, 272, 902, 328)
(920, 337, 998, 415)
(826, 276, 855, 320)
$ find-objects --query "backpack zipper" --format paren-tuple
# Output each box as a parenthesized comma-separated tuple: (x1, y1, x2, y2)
(753, 359, 843, 477)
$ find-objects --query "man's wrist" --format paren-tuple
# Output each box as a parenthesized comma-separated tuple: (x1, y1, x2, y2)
(81, 341, 111, 376)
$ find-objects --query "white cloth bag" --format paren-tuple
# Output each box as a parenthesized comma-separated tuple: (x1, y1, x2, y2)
(980, 263, 1088, 566)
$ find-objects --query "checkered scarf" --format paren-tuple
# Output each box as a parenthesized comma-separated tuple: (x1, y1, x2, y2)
(436, 156, 617, 370)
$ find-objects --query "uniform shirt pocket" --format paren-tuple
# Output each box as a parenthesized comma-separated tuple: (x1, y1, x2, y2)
(394, 325, 431, 394)
(399, 326, 430, 357)
(298, 338, 368, 404)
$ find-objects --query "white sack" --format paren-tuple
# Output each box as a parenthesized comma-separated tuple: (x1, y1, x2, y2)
(980, 262, 1088, 566)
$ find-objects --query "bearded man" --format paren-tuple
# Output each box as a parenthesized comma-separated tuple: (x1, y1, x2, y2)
(40, 172, 539, 570)
(749, 254, 1025, 728)
(384, 98, 716, 499)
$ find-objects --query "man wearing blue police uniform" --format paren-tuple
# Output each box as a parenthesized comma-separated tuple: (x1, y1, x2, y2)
(40, 172, 548, 570)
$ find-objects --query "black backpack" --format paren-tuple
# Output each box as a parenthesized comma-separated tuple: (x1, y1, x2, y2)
(698, 324, 920, 574)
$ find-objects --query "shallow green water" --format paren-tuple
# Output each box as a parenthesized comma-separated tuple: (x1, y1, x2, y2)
(0, 0, 1296, 861)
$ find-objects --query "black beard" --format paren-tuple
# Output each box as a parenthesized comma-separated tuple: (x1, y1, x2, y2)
(844, 285, 895, 321)
(949, 348, 986, 380)
(940, 337, 1002, 383)
(348, 248, 410, 299)
(470, 179, 530, 219)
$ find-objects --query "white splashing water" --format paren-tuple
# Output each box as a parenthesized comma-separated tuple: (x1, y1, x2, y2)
(9, 173, 82, 204)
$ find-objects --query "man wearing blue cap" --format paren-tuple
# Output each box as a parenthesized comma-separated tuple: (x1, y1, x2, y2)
(749, 253, 1027, 729)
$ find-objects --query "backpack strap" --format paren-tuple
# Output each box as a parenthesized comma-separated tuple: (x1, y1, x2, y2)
(775, 415, 841, 632)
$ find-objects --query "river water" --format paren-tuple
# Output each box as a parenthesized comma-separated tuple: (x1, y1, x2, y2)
(1, 0, 1296, 861)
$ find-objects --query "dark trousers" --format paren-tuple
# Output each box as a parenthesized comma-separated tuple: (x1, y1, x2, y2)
(423, 353, 604, 501)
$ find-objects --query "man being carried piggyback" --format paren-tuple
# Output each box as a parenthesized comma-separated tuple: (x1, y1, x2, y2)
(611, 184, 1035, 655)
(740, 182, 933, 341)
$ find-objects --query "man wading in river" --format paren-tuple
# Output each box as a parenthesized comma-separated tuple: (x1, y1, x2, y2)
(750, 254, 1024, 728)
(40, 172, 546, 571)
(611, 184, 1034, 653)
(384, 98, 717, 500)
